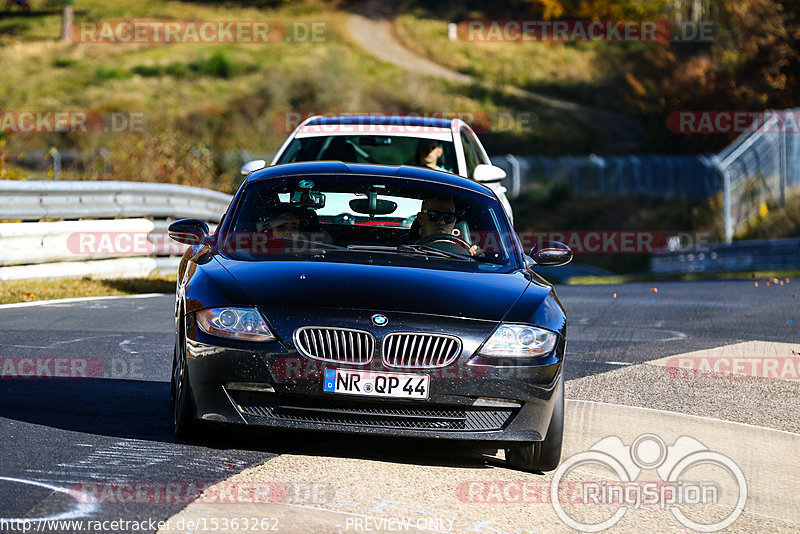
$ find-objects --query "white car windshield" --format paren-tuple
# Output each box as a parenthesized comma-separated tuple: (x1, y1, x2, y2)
(275, 135, 458, 174)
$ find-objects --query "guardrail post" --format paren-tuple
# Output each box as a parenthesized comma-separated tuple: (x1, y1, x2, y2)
(47, 147, 61, 180)
(711, 155, 733, 244)
(448, 22, 457, 41)
(99, 147, 111, 175)
(721, 166, 733, 244)
(779, 114, 787, 206)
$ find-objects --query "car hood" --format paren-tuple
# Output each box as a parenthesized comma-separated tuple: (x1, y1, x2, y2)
(212, 255, 544, 322)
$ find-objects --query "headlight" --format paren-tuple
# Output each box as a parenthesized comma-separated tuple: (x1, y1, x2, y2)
(196, 307, 275, 342)
(478, 324, 557, 358)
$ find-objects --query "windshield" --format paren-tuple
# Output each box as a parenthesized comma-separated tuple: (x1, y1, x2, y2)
(275, 135, 458, 174)
(219, 173, 516, 270)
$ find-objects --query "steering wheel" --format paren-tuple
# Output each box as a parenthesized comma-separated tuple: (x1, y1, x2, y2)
(418, 233, 472, 252)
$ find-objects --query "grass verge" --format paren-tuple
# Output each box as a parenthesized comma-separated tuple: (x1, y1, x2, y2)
(0, 275, 175, 304)
(567, 270, 799, 285)
(393, 11, 609, 98)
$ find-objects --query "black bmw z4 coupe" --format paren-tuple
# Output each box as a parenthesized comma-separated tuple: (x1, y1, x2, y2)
(169, 161, 572, 472)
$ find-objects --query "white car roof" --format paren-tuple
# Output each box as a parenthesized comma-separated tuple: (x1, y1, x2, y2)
(296, 124, 454, 141)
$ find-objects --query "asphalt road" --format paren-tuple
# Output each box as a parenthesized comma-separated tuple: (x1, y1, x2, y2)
(0, 279, 795, 532)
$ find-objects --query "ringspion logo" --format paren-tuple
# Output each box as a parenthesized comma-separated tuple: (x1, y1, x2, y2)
(551, 434, 747, 532)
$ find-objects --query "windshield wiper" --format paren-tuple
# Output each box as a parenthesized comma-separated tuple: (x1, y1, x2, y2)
(401, 244, 507, 264)
(343, 244, 502, 265)
(344, 243, 471, 261)
(397, 244, 475, 262)
(286, 239, 347, 250)
(346, 245, 399, 252)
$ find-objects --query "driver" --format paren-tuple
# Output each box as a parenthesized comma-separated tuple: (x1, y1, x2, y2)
(417, 196, 482, 256)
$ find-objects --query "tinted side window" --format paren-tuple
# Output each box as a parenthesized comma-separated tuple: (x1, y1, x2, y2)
(460, 132, 478, 178)
(465, 129, 488, 164)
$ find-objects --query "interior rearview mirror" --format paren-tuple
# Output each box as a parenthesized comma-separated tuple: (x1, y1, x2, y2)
(349, 198, 398, 216)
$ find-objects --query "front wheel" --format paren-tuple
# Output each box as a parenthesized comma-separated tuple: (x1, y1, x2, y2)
(172, 312, 199, 439)
(505, 377, 564, 472)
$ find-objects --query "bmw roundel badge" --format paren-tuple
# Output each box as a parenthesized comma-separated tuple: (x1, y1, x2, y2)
(371, 314, 388, 327)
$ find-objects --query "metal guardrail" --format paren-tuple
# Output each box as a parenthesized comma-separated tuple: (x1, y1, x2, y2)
(0, 180, 232, 280)
(0, 219, 172, 266)
(651, 238, 800, 275)
(0, 180, 232, 221)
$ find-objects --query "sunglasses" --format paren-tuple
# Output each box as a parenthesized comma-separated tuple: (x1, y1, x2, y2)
(422, 209, 457, 224)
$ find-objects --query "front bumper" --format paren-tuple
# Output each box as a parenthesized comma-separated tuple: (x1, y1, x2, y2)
(183, 321, 564, 445)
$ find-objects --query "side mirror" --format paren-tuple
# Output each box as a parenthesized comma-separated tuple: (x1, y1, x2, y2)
(473, 164, 506, 183)
(169, 219, 209, 246)
(240, 159, 267, 176)
(530, 241, 572, 267)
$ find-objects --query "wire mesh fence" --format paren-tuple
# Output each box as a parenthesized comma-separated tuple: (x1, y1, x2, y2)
(492, 153, 722, 201)
(713, 109, 800, 243)
(493, 108, 800, 244)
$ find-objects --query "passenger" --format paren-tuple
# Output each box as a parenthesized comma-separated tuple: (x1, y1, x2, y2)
(414, 139, 446, 171)
(264, 207, 334, 246)
(265, 211, 301, 239)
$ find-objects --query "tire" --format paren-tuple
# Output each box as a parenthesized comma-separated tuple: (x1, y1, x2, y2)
(505, 377, 564, 472)
(172, 311, 199, 440)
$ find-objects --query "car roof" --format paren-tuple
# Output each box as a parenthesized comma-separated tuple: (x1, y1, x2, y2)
(305, 115, 455, 129)
(245, 161, 492, 196)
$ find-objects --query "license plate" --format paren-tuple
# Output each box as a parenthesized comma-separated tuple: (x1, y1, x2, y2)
(323, 368, 429, 400)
